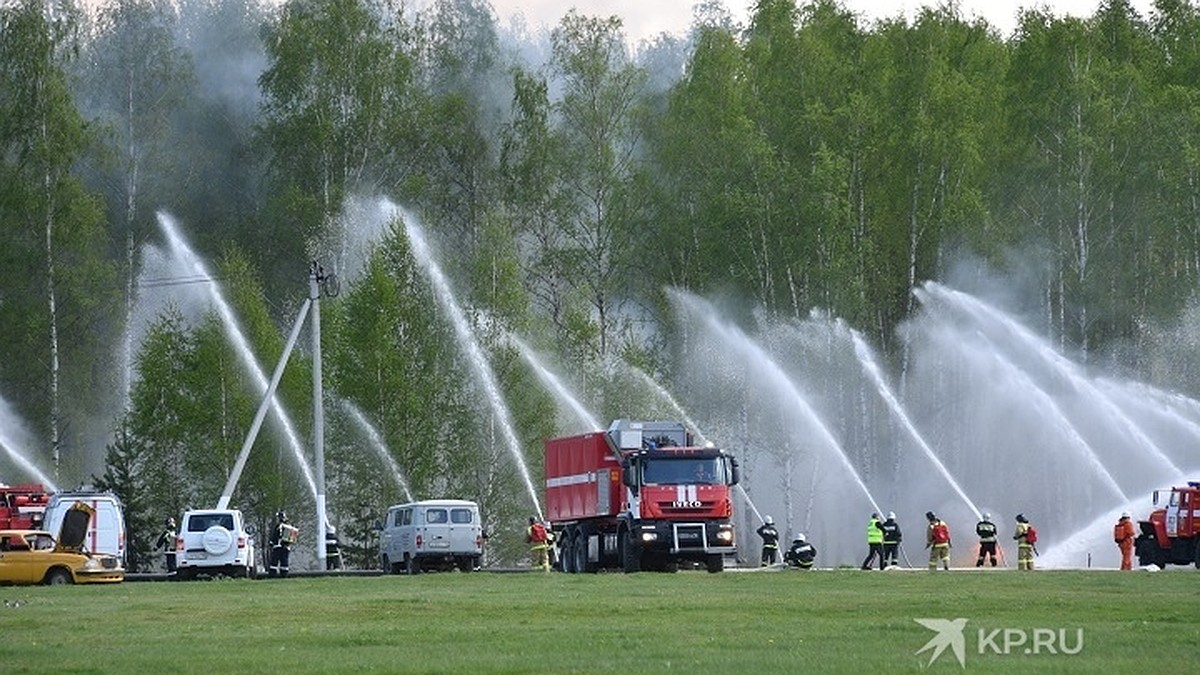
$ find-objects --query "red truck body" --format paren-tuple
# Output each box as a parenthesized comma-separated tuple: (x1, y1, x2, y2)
(0, 484, 51, 530)
(1136, 481, 1200, 568)
(545, 420, 738, 573)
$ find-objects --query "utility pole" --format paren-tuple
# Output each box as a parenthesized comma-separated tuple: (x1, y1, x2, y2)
(310, 262, 338, 568)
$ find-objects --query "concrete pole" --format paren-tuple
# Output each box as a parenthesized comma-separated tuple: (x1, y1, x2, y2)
(217, 299, 312, 510)
(311, 262, 327, 568)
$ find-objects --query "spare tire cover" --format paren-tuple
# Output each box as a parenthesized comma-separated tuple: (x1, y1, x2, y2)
(202, 525, 234, 555)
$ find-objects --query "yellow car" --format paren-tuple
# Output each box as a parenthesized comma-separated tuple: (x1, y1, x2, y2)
(0, 502, 124, 585)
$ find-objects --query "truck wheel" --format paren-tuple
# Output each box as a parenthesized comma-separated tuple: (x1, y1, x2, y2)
(561, 531, 576, 574)
(457, 557, 474, 573)
(705, 554, 724, 573)
(621, 530, 641, 574)
(574, 532, 589, 573)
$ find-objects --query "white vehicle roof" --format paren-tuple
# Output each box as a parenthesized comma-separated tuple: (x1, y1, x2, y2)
(388, 499, 477, 509)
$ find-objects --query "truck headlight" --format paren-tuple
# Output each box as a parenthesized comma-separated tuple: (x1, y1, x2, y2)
(716, 528, 733, 542)
(640, 532, 658, 542)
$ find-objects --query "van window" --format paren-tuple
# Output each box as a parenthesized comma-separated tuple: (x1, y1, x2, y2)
(391, 510, 401, 527)
(426, 509, 448, 524)
(401, 509, 412, 526)
(450, 508, 473, 524)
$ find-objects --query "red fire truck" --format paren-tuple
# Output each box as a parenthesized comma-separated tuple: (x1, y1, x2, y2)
(0, 483, 51, 530)
(545, 420, 740, 573)
(1136, 481, 1200, 568)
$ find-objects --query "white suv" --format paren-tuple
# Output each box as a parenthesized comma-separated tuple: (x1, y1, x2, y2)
(175, 509, 257, 580)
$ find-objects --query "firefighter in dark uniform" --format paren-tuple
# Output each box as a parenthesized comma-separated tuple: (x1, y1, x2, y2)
(156, 516, 177, 575)
(976, 512, 999, 567)
(269, 511, 293, 577)
(784, 533, 817, 569)
(325, 524, 343, 571)
(880, 511, 902, 568)
(756, 515, 780, 566)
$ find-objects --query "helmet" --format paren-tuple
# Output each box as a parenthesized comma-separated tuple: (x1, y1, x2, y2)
(870, 512, 879, 519)
(1015, 513, 1027, 523)
(276, 511, 287, 522)
(764, 515, 774, 525)
(887, 511, 895, 520)
(1120, 512, 1131, 519)
(982, 512, 990, 521)
(796, 533, 806, 542)
(326, 525, 336, 534)
(165, 516, 175, 527)
(925, 511, 936, 522)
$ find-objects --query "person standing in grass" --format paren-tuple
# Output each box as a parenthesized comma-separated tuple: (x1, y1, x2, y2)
(975, 513, 999, 567)
(880, 512, 902, 568)
(1013, 514, 1036, 571)
(156, 516, 177, 576)
(1114, 512, 1137, 570)
(861, 512, 885, 570)
(526, 516, 550, 572)
(925, 511, 951, 571)
(756, 515, 780, 566)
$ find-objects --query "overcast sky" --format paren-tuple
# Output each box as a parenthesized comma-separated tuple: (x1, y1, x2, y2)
(491, 0, 1159, 44)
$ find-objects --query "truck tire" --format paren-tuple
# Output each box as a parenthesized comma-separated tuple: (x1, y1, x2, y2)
(561, 530, 576, 574)
(621, 530, 641, 573)
(573, 532, 589, 573)
(705, 553, 724, 573)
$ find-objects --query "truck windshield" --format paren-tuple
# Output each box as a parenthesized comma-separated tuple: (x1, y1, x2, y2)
(641, 458, 727, 485)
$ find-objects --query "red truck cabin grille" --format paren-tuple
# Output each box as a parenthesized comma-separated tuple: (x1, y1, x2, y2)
(657, 501, 718, 516)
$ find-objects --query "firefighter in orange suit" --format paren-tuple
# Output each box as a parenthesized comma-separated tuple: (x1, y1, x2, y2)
(925, 511, 951, 571)
(1114, 512, 1137, 570)
(526, 516, 550, 572)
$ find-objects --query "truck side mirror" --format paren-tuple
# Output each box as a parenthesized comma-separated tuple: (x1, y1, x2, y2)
(621, 460, 637, 494)
(730, 459, 741, 486)
(373, 519, 383, 531)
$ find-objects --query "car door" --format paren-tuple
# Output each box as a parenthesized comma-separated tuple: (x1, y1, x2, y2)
(0, 534, 44, 584)
(447, 507, 478, 553)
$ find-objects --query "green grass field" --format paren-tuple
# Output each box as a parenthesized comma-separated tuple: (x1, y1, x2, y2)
(0, 569, 1194, 673)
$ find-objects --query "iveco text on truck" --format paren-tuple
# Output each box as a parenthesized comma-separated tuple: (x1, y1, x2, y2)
(546, 420, 739, 573)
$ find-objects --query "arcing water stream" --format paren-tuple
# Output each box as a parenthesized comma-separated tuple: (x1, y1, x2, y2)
(391, 203, 542, 517)
(157, 213, 318, 502)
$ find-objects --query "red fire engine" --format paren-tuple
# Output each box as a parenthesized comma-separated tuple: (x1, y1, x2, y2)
(545, 420, 740, 573)
(1136, 481, 1200, 568)
(0, 483, 51, 530)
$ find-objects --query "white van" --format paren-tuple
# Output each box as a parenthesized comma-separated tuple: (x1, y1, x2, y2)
(41, 491, 126, 564)
(377, 499, 483, 574)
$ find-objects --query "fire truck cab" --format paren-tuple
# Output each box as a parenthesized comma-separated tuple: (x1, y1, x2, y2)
(1136, 482, 1200, 568)
(546, 420, 740, 574)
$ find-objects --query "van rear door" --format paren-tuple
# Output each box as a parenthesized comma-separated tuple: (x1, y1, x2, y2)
(447, 506, 481, 553)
